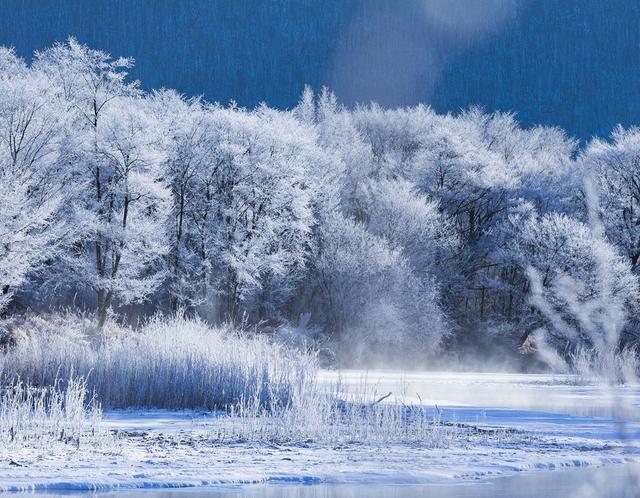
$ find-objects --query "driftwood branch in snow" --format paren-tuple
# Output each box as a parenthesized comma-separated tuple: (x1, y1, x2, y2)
(370, 392, 392, 406)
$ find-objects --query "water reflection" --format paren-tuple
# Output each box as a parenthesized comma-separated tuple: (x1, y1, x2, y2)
(13, 465, 640, 498)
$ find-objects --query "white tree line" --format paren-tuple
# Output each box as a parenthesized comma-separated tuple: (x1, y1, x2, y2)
(1, 39, 639, 365)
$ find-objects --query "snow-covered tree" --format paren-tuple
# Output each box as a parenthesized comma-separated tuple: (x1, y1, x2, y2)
(510, 208, 638, 349)
(181, 105, 316, 322)
(310, 87, 373, 217)
(582, 126, 640, 272)
(35, 39, 167, 325)
(78, 100, 169, 325)
(0, 48, 72, 311)
(149, 90, 214, 311)
(314, 212, 447, 359)
(519, 182, 639, 379)
(358, 178, 458, 274)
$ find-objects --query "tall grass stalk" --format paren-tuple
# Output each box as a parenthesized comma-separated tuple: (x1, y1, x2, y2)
(0, 376, 103, 450)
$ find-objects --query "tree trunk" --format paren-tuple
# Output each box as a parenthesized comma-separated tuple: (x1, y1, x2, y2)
(96, 288, 107, 327)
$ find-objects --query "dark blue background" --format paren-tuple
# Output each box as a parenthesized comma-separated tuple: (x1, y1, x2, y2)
(1, 0, 638, 140)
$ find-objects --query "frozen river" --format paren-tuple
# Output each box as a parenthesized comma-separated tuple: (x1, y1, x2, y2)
(320, 370, 640, 420)
(320, 370, 640, 442)
(1, 371, 638, 495)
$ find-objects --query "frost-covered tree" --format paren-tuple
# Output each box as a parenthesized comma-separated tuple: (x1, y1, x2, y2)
(295, 92, 452, 354)
(355, 178, 456, 349)
(341, 104, 580, 353)
(358, 178, 458, 275)
(182, 106, 316, 322)
(314, 212, 447, 360)
(35, 39, 168, 325)
(309, 87, 373, 216)
(83, 100, 170, 325)
(510, 207, 638, 349)
(0, 48, 72, 312)
(149, 90, 214, 311)
(582, 126, 640, 272)
(519, 184, 639, 379)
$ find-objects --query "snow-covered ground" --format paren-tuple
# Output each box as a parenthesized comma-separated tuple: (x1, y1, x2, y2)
(0, 371, 638, 493)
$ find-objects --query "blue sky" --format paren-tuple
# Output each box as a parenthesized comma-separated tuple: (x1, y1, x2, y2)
(2, 0, 638, 140)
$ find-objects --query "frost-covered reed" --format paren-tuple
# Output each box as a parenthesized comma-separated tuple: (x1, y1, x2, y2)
(0, 314, 457, 446)
(200, 373, 455, 445)
(216, 384, 453, 445)
(0, 314, 313, 410)
(0, 376, 104, 450)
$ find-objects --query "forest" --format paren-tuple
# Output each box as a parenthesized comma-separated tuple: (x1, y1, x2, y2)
(1, 39, 639, 375)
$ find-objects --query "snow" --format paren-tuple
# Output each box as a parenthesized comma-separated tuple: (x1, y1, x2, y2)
(0, 371, 638, 493)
